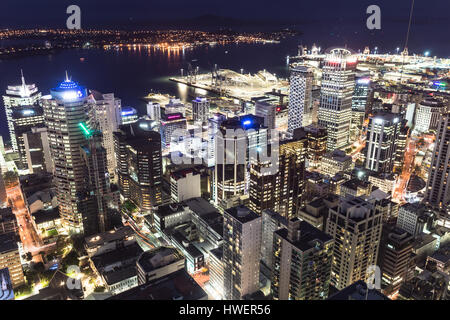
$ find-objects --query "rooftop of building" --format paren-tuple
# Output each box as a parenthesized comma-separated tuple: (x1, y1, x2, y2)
(275, 220, 333, 252)
(210, 245, 223, 261)
(137, 246, 184, 273)
(262, 209, 289, 226)
(336, 195, 378, 221)
(0, 232, 18, 253)
(184, 197, 219, 217)
(102, 264, 137, 286)
(27, 189, 56, 206)
(324, 149, 352, 162)
(225, 205, 260, 224)
(220, 114, 265, 131)
(32, 208, 60, 225)
(171, 230, 204, 259)
(108, 269, 207, 300)
(341, 178, 371, 191)
(0, 207, 15, 223)
(155, 203, 187, 218)
(11, 105, 44, 119)
(328, 280, 390, 300)
(419, 98, 446, 108)
(91, 242, 143, 271)
(170, 168, 201, 181)
(85, 226, 135, 250)
(370, 111, 401, 123)
(116, 119, 161, 144)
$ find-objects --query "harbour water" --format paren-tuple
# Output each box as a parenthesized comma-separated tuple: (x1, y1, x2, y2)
(0, 39, 298, 140)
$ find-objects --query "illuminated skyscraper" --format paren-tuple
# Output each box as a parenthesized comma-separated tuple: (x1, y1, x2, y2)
(414, 98, 447, 134)
(272, 219, 334, 300)
(288, 66, 313, 134)
(114, 119, 162, 215)
(248, 128, 307, 219)
(80, 131, 112, 234)
(364, 112, 401, 174)
(192, 97, 210, 123)
(2, 71, 41, 152)
(424, 113, 450, 209)
(41, 75, 95, 234)
(326, 196, 383, 290)
(223, 205, 261, 300)
(11, 105, 45, 169)
(318, 48, 356, 151)
(214, 115, 267, 208)
(88, 91, 122, 182)
(352, 75, 370, 112)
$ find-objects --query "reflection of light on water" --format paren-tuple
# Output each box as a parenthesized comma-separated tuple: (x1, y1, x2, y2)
(177, 82, 188, 101)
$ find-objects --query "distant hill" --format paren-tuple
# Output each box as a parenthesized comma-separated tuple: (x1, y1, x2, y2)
(115, 14, 306, 31)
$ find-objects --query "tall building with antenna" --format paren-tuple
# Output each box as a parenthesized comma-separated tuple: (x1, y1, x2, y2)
(42, 74, 99, 235)
(318, 48, 356, 151)
(2, 70, 41, 152)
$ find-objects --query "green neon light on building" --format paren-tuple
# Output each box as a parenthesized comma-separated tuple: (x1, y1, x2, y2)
(79, 122, 92, 137)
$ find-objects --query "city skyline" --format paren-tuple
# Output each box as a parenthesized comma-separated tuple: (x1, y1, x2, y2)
(0, 0, 449, 307)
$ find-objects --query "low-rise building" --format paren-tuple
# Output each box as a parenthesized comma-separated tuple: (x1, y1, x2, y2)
(136, 246, 185, 285)
(320, 150, 353, 177)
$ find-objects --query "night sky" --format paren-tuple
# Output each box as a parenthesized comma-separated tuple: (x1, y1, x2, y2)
(0, 0, 449, 55)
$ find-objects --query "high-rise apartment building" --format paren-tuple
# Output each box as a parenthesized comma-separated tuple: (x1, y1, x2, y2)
(260, 209, 288, 272)
(2, 71, 42, 152)
(272, 219, 334, 300)
(304, 124, 327, 169)
(288, 66, 313, 134)
(80, 132, 112, 234)
(364, 112, 401, 174)
(88, 91, 122, 181)
(114, 119, 162, 215)
(42, 76, 97, 234)
(248, 128, 307, 218)
(11, 105, 45, 169)
(223, 206, 261, 300)
(326, 195, 383, 290)
(424, 113, 450, 209)
(378, 226, 414, 295)
(318, 48, 356, 151)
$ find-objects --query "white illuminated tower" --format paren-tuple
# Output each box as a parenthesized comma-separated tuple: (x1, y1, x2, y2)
(425, 113, 450, 209)
(88, 91, 122, 182)
(2, 70, 41, 152)
(365, 112, 401, 174)
(318, 48, 356, 151)
(42, 74, 98, 235)
(288, 66, 313, 134)
(192, 97, 210, 123)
